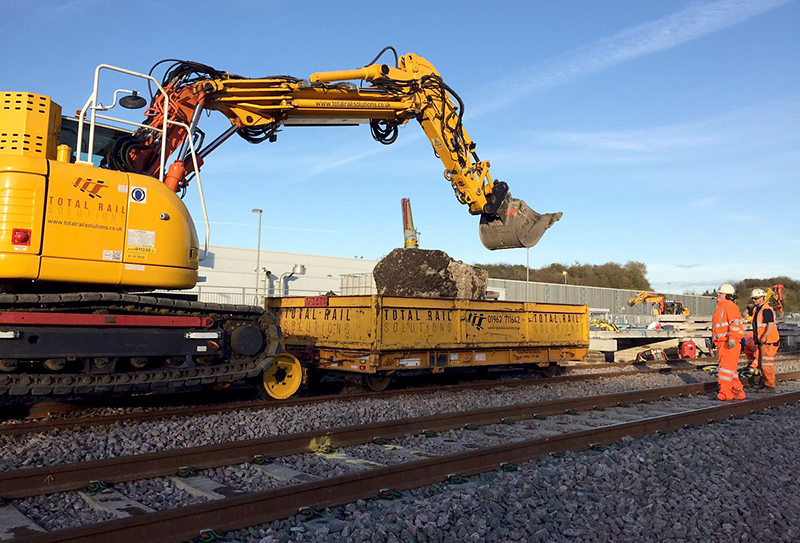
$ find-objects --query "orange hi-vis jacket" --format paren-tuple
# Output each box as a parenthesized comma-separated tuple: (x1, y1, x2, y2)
(754, 303, 780, 345)
(712, 299, 744, 346)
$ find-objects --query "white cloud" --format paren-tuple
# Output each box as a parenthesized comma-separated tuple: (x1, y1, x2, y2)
(471, 0, 794, 116)
(486, 98, 800, 172)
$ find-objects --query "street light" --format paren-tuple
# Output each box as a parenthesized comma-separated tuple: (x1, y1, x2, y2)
(525, 247, 530, 302)
(252, 209, 262, 303)
(562, 270, 568, 285)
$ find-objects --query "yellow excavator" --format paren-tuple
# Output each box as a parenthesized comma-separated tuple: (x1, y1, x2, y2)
(0, 48, 562, 399)
(627, 291, 690, 316)
(746, 284, 785, 323)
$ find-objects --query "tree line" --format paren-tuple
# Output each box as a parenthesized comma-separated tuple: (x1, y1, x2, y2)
(703, 277, 799, 314)
(474, 262, 797, 313)
(474, 261, 652, 291)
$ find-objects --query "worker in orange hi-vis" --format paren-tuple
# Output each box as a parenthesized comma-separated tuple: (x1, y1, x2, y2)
(751, 288, 780, 391)
(712, 284, 745, 400)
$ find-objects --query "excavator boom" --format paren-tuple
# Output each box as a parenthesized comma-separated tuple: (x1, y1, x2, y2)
(110, 52, 561, 250)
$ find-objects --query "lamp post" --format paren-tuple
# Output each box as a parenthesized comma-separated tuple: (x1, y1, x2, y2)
(562, 270, 568, 285)
(252, 208, 262, 303)
(667, 282, 672, 295)
(525, 247, 530, 302)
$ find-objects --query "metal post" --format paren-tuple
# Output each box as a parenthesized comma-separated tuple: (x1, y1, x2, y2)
(252, 209, 262, 304)
(525, 248, 530, 302)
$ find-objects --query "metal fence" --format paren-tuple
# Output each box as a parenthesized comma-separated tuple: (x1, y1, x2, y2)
(487, 278, 715, 317)
(340, 273, 378, 296)
(155, 285, 339, 306)
(338, 273, 716, 322)
(165, 274, 716, 323)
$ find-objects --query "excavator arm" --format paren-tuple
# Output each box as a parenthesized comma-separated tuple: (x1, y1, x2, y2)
(105, 52, 562, 250)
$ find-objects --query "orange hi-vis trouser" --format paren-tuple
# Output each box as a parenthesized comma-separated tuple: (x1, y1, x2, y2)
(743, 333, 758, 369)
(716, 343, 745, 401)
(758, 343, 778, 388)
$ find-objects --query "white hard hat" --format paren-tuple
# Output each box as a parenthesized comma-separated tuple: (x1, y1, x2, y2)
(718, 284, 735, 295)
(751, 288, 766, 298)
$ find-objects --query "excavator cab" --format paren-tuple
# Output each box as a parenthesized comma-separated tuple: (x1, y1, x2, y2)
(59, 116, 132, 165)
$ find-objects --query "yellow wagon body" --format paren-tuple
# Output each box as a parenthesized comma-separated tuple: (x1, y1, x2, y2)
(268, 296, 589, 375)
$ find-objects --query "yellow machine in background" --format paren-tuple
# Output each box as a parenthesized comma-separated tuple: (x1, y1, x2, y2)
(746, 284, 785, 323)
(0, 48, 563, 399)
(627, 291, 690, 316)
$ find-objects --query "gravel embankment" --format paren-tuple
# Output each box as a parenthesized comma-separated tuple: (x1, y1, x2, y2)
(226, 402, 800, 543)
(5, 377, 798, 537)
(3, 359, 800, 473)
(0, 369, 716, 471)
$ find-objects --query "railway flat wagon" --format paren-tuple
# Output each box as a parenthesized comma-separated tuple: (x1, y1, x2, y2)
(268, 295, 589, 391)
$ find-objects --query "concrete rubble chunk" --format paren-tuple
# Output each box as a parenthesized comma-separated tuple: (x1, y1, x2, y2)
(373, 248, 487, 300)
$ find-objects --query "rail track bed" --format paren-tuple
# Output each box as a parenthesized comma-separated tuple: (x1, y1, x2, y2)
(2, 370, 799, 542)
(0, 358, 727, 432)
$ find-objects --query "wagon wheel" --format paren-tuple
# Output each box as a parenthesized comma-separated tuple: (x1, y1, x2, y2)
(538, 363, 558, 378)
(362, 373, 392, 392)
(257, 353, 304, 400)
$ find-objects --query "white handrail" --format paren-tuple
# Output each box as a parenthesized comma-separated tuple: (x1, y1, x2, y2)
(76, 65, 169, 182)
(75, 64, 209, 261)
(167, 118, 210, 262)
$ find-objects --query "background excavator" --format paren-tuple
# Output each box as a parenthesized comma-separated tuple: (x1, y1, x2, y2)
(627, 291, 690, 316)
(0, 48, 561, 399)
(745, 284, 785, 323)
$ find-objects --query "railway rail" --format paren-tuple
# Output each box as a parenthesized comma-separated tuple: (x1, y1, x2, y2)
(3, 371, 799, 542)
(0, 360, 715, 436)
(0, 355, 744, 425)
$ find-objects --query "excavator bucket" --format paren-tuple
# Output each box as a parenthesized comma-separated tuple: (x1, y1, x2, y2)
(479, 196, 562, 250)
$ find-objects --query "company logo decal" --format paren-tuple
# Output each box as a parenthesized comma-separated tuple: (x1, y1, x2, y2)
(73, 178, 107, 198)
(467, 313, 486, 330)
(130, 187, 147, 203)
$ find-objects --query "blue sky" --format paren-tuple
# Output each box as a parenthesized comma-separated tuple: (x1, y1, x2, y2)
(3, 0, 798, 294)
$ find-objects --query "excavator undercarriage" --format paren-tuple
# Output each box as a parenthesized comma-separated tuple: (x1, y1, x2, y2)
(0, 293, 280, 396)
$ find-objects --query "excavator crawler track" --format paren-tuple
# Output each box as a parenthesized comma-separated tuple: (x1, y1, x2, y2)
(0, 293, 280, 398)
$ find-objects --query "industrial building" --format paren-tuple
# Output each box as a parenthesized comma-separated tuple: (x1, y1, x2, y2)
(191, 245, 716, 324)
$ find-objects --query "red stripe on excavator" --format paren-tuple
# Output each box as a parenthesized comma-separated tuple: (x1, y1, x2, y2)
(0, 312, 213, 328)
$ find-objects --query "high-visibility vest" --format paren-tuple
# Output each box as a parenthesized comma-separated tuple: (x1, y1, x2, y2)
(712, 299, 743, 344)
(753, 303, 780, 345)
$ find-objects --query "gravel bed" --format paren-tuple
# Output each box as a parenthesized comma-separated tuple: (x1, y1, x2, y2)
(206, 462, 303, 493)
(224, 402, 800, 543)
(111, 476, 206, 511)
(277, 453, 367, 479)
(11, 491, 116, 532)
(336, 442, 435, 467)
(2, 360, 799, 473)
